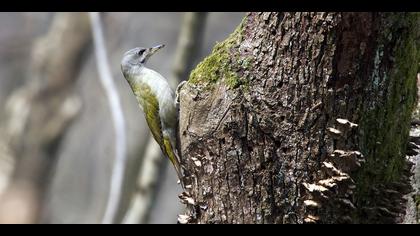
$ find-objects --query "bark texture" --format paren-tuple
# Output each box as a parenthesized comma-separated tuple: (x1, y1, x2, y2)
(178, 12, 419, 223)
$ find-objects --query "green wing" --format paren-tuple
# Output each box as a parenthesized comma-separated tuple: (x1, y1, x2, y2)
(129, 80, 183, 184)
(131, 82, 163, 146)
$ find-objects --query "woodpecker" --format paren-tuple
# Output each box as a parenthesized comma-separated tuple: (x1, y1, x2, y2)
(121, 44, 183, 186)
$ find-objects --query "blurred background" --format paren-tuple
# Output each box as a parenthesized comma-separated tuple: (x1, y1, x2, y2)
(0, 12, 244, 224)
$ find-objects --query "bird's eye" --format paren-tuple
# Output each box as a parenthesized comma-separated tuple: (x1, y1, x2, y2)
(138, 49, 145, 55)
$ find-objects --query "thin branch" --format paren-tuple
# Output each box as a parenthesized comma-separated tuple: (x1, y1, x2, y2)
(121, 139, 163, 224)
(89, 12, 127, 224)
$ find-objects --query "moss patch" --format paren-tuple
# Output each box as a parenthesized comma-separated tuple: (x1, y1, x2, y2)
(188, 18, 248, 90)
(355, 13, 420, 213)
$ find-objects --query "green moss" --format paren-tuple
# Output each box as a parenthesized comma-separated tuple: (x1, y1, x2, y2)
(415, 194, 420, 223)
(224, 71, 241, 89)
(188, 17, 248, 90)
(355, 13, 420, 212)
(240, 57, 253, 69)
(415, 195, 420, 205)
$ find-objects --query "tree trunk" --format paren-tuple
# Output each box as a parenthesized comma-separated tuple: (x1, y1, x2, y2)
(178, 12, 419, 224)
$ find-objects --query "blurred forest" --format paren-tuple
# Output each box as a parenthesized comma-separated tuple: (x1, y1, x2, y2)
(0, 12, 244, 224)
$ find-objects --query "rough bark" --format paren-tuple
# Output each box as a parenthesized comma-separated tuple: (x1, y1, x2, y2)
(404, 121, 420, 223)
(0, 12, 91, 223)
(178, 12, 419, 224)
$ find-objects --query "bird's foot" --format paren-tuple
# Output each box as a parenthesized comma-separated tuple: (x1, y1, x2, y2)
(175, 80, 187, 105)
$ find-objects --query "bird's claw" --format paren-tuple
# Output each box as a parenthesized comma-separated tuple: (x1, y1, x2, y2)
(175, 80, 187, 105)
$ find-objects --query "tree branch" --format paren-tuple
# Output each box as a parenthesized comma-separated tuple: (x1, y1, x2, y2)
(0, 12, 91, 224)
(89, 12, 128, 224)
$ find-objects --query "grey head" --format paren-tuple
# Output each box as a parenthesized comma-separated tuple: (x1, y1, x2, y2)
(121, 44, 165, 77)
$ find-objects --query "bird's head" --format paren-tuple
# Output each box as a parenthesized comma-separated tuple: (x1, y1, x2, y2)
(121, 44, 165, 72)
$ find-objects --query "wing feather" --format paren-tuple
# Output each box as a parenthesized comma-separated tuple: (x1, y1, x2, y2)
(132, 82, 163, 146)
(129, 79, 183, 186)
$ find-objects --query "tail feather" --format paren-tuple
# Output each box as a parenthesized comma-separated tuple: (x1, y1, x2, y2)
(162, 136, 184, 188)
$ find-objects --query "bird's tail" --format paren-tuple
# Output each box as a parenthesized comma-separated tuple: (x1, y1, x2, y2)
(162, 136, 184, 188)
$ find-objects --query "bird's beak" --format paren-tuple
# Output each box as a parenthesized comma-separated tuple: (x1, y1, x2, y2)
(149, 44, 165, 55)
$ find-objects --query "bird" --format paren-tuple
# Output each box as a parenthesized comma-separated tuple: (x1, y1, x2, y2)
(120, 44, 183, 186)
